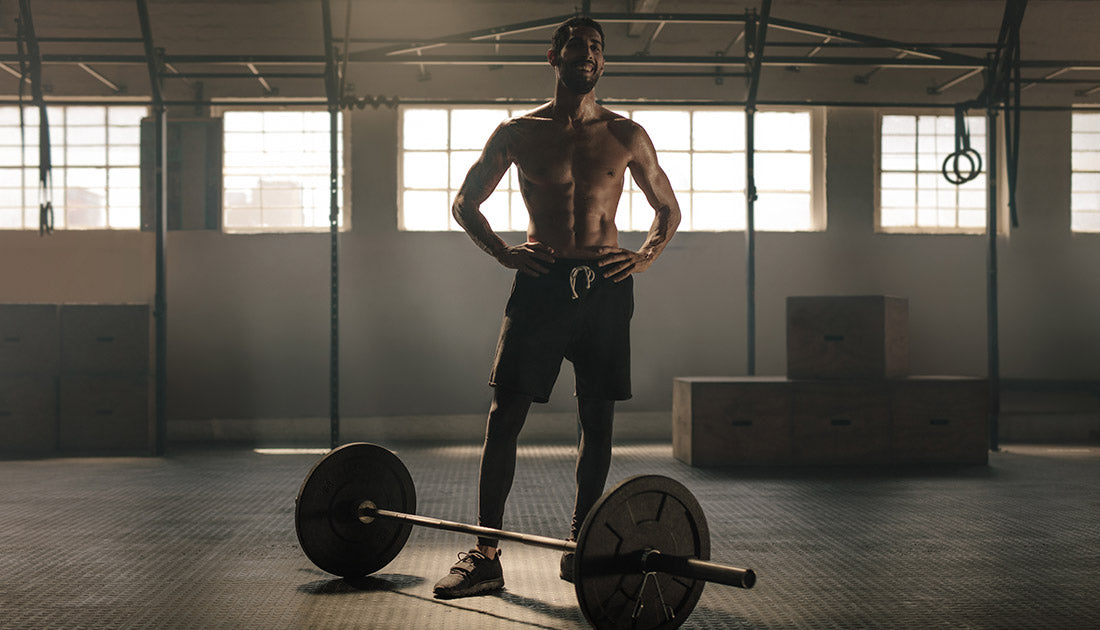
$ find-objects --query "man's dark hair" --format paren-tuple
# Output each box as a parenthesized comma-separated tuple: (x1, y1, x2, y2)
(551, 17, 605, 55)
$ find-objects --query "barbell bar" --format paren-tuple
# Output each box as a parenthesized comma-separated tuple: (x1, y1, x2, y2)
(295, 442, 756, 630)
(358, 502, 756, 590)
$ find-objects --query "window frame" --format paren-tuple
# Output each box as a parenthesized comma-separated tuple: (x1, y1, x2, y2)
(213, 104, 352, 234)
(1071, 110, 1100, 234)
(873, 108, 1009, 236)
(0, 101, 149, 231)
(396, 104, 826, 234)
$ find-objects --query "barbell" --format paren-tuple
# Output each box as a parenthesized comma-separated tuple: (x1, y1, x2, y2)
(295, 442, 756, 630)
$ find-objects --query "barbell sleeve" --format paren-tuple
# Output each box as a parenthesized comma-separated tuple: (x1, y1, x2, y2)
(640, 549, 756, 589)
(361, 503, 577, 553)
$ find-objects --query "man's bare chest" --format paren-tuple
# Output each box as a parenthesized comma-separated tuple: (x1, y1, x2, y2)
(511, 125, 632, 186)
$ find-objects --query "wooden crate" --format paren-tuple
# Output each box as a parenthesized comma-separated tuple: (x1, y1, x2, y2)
(0, 304, 60, 374)
(58, 374, 152, 454)
(60, 304, 151, 374)
(787, 296, 908, 379)
(0, 375, 57, 454)
(792, 381, 891, 464)
(673, 377, 792, 466)
(891, 377, 988, 464)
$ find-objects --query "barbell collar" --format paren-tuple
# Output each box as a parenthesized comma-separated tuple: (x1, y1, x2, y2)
(639, 549, 756, 589)
(362, 502, 577, 553)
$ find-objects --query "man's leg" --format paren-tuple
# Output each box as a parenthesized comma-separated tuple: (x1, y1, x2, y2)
(476, 386, 535, 556)
(570, 396, 615, 540)
(434, 386, 533, 599)
(558, 396, 614, 583)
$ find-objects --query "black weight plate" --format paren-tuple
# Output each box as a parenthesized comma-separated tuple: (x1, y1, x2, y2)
(295, 442, 416, 578)
(574, 475, 710, 630)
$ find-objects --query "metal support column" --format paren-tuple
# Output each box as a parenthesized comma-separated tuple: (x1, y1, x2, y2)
(743, 1, 770, 376)
(986, 105, 1000, 452)
(137, 0, 167, 455)
(321, 0, 341, 449)
(981, 0, 1027, 453)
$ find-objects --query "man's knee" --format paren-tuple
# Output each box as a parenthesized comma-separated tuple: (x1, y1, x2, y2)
(485, 387, 534, 442)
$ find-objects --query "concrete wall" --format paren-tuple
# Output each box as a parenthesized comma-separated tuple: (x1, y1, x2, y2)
(0, 1, 1097, 440)
(3, 106, 1097, 420)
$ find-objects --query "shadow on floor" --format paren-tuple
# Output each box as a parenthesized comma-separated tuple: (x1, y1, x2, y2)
(297, 573, 424, 594)
(298, 574, 571, 630)
(497, 589, 584, 623)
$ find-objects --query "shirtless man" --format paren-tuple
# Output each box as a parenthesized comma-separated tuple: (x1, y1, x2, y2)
(433, 16, 681, 599)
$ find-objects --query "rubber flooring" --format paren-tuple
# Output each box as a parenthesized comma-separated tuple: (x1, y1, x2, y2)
(1, 442, 1097, 629)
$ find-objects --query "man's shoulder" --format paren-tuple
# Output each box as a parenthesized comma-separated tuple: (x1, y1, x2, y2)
(603, 114, 647, 146)
(509, 103, 554, 123)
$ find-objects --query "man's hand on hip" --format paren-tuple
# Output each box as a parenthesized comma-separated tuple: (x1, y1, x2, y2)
(497, 242, 556, 276)
(596, 247, 653, 282)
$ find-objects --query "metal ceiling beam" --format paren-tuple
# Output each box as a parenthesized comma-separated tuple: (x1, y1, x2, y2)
(160, 72, 323, 79)
(767, 17, 983, 64)
(0, 61, 29, 82)
(641, 22, 666, 54)
(352, 12, 753, 60)
(591, 12, 750, 25)
(77, 62, 122, 92)
(337, 54, 991, 69)
(1021, 66, 1068, 92)
(928, 68, 984, 94)
(628, 0, 663, 37)
(0, 36, 143, 43)
(0, 54, 1096, 72)
(604, 70, 750, 78)
(1, 97, 1095, 110)
(245, 63, 274, 95)
(355, 15, 568, 58)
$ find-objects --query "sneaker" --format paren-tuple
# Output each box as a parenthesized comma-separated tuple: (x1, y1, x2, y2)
(559, 550, 575, 583)
(433, 549, 504, 599)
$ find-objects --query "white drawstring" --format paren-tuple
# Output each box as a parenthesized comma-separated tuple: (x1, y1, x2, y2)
(569, 266, 596, 300)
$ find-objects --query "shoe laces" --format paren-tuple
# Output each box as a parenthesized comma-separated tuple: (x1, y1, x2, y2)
(451, 549, 494, 575)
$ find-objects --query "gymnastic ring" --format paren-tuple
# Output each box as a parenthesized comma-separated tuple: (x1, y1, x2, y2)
(942, 148, 982, 185)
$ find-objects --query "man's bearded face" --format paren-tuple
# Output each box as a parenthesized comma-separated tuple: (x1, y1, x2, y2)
(555, 27, 604, 95)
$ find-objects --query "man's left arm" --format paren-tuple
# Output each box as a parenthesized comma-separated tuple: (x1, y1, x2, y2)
(599, 124, 681, 282)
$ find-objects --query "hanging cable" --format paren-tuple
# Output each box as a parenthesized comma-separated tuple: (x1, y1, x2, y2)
(17, 1, 53, 235)
(1003, 25, 1022, 228)
(15, 17, 30, 224)
(942, 103, 983, 185)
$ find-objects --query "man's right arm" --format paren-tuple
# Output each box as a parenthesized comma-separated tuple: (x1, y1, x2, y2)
(453, 121, 555, 275)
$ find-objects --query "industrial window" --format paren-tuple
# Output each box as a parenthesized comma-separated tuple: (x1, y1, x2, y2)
(0, 105, 146, 230)
(221, 110, 346, 233)
(876, 113, 989, 234)
(1071, 112, 1100, 233)
(398, 105, 822, 232)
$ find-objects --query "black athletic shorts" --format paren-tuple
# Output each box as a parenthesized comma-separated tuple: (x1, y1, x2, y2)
(489, 258, 634, 403)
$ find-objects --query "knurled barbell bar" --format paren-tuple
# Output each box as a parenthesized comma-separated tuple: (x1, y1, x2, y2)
(295, 442, 756, 630)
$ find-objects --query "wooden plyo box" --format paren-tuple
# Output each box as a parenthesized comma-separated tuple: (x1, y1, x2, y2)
(672, 376, 988, 466)
(787, 296, 909, 379)
(791, 381, 890, 465)
(890, 377, 988, 464)
(673, 377, 792, 466)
